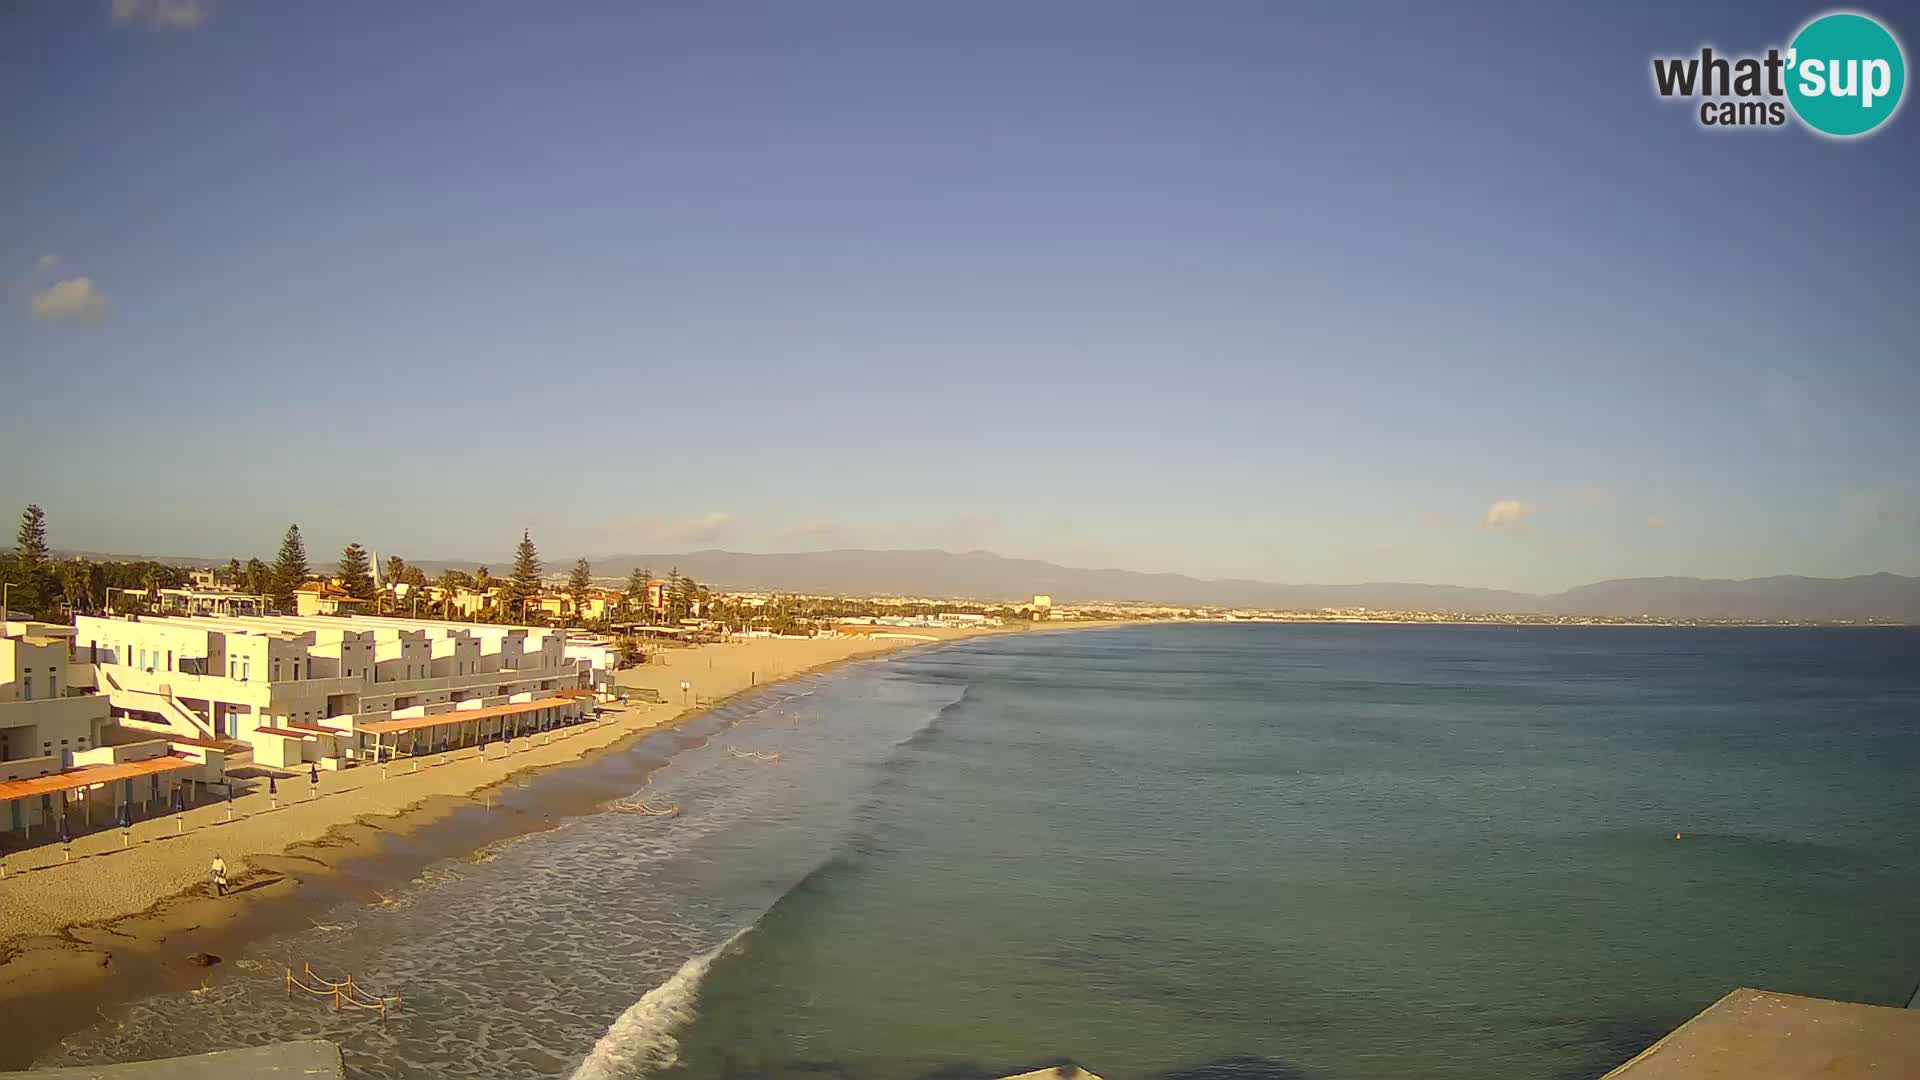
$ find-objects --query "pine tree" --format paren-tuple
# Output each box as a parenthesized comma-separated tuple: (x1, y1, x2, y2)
(626, 567, 654, 623)
(507, 531, 542, 621)
(272, 524, 310, 612)
(13, 504, 53, 617)
(665, 567, 684, 621)
(338, 542, 376, 601)
(567, 558, 593, 621)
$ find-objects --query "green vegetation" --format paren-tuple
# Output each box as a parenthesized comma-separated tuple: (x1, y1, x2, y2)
(337, 542, 376, 601)
(567, 558, 593, 621)
(506, 530, 541, 621)
(271, 524, 310, 612)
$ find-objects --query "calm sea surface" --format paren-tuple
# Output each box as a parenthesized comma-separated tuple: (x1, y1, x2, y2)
(42, 624, 1920, 1079)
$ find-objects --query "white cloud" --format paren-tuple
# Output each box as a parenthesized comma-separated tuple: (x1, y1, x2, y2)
(1483, 499, 1535, 528)
(111, 0, 209, 30)
(1646, 512, 1666, 529)
(622, 511, 738, 547)
(31, 277, 111, 321)
(33, 254, 59, 274)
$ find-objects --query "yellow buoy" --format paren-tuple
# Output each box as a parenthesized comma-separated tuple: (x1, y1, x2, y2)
(1674, 832, 1682, 841)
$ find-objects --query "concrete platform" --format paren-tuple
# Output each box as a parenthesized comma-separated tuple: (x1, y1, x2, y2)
(1604, 988, 1920, 1079)
(1000, 1069, 1104, 1080)
(0, 1040, 343, 1079)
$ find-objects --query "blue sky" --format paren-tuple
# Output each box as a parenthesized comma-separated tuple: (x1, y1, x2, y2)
(3, 1, 1916, 593)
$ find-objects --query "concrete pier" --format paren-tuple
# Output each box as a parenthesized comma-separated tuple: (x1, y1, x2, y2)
(0, 1040, 343, 1080)
(1603, 988, 1920, 1079)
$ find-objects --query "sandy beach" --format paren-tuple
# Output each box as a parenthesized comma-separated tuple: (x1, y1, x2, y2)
(0, 624, 1077, 1068)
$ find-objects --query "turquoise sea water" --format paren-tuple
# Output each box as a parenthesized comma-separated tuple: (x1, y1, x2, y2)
(42, 625, 1920, 1079)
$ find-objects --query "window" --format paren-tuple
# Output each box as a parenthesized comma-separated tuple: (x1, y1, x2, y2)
(228, 659, 236, 679)
(242, 659, 251, 681)
(21, 677, 31, 702)
(49, 672, 57, 697)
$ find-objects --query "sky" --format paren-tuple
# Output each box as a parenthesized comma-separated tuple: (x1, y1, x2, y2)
(3, 1, 1917, 594)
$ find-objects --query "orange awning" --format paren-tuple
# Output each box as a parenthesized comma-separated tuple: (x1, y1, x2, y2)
(0, 754, 198, 802)
(359, 697, 577, 737)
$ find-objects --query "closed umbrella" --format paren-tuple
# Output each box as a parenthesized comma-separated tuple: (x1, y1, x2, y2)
(308, 763, 319, 800)
(172, 785, 186, 834)
(268, 774, 278, 809)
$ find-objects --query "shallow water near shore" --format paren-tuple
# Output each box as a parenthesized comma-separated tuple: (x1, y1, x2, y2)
(38, 624, 1920, 1079)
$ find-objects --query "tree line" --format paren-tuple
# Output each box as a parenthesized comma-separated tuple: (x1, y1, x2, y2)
(1, 505, 706, 631)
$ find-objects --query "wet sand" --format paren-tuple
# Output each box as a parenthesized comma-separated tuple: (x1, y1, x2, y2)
(0, 624, 1117, 1069)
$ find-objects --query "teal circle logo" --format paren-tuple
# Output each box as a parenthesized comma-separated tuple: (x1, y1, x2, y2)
(1786, 12, 1906, 136)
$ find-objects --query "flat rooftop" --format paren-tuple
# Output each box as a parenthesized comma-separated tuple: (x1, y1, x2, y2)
(1603, 988, 1920, 1079)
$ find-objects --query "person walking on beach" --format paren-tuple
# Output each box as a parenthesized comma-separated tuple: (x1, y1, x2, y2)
(210, 854, 229, 896)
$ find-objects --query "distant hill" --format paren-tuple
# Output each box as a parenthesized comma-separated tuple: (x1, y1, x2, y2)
(42, 545, 1920, 622)
(1545, 573, 1920, 622)
(559, 550, 1919, 622)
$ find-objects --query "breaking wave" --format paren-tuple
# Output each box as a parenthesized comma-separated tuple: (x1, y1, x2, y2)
(568, 926, 751, 1080)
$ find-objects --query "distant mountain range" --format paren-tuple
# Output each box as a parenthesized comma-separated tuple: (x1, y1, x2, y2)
(552, 550, 1918, 622)
(41, 546, 1920, 622)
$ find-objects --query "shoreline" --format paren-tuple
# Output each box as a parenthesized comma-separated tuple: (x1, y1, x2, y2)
(0, 622, 1135, 1070)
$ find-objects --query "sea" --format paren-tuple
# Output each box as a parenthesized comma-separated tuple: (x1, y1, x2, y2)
(37, 623, 1920, 1080)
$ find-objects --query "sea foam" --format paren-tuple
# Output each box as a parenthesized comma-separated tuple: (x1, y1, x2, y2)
(568, 927, 749, 1080)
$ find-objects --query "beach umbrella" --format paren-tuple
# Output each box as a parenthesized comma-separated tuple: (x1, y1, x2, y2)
(309, 763, 319, 800)
(59, 814, 70, 846)
(268, 775, 277, 797)
(172, 786, 186, 833)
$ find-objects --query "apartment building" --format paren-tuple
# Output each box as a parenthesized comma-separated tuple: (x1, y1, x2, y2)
(2, 622, 219, 835)
(76, 613, 595, 768)
(1, 623, 105, 773)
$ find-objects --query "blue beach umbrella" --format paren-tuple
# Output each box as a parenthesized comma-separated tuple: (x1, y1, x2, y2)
(268, 775, 277, 798)
(59, 814, 71, 846)
(309, 763, 319, 786)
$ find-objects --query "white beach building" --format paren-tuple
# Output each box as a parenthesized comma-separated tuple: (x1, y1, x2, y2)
(74, 613, 599, 770)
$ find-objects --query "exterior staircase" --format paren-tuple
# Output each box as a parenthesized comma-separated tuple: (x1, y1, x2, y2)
(96, 668, 218, 741)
